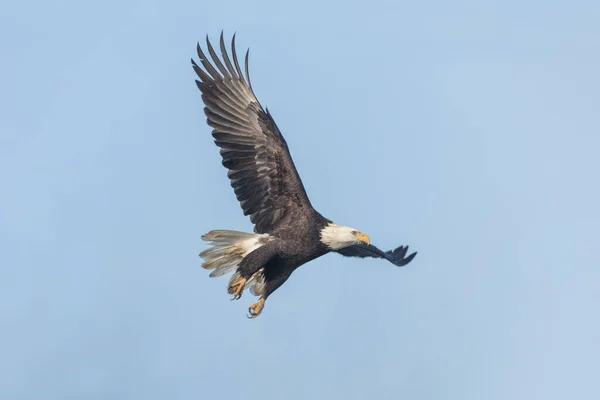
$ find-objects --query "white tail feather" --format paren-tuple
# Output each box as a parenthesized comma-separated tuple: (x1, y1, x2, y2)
(200, 230, 270, 296)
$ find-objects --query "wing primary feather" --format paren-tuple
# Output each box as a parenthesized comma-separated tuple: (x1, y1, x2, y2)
(209, 33, 252, 104)
(197, 39, 223, 80)
(194, 56, 247, 108)
(201, 81, 248, 110)
(206, 35, 231, 79)
(191, 60, 212, 83)
(220, 31, 239, 79)
(231, 34, 248, 87)
(221, 77, 251, 106)
(202, 85, 248, 118)
(244, 49, 256, 96)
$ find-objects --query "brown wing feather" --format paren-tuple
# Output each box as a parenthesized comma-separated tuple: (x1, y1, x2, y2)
(192, 33, 314, 234)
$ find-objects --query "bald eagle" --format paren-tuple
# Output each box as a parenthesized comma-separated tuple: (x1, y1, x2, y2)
(192, 33, 417, 318)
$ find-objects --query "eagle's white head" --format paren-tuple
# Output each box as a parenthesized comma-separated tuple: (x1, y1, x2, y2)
(319, 223, 371, 250)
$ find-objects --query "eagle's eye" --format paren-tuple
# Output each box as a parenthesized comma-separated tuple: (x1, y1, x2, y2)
(351, 230, 358, 235)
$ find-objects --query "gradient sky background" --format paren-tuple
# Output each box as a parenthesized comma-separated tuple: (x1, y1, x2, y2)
(1, 1, 599, 399)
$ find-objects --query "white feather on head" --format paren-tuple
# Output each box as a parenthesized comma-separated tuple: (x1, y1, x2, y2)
(319, 223, 370, 250)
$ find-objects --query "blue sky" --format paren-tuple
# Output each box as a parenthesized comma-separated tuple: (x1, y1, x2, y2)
(1, 1, 599, 399)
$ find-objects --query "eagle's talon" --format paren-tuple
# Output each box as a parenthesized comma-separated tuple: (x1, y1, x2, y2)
(247, 298, 265, 319)
(228, 279, 247, 301)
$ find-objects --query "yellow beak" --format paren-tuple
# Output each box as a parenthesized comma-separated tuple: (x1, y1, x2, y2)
(357, 233, 371, 245)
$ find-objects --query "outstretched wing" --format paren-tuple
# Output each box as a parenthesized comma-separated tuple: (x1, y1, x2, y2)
(336, 242, 417, 267)
(192, 33, 313, 234)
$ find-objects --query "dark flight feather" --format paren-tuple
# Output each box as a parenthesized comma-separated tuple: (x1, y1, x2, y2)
(336, 242, 417, 267)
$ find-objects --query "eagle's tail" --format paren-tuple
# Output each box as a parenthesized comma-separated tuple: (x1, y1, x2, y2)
(199, 230, 269, 296)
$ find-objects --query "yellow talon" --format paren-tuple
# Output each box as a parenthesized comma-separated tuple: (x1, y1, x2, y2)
(228, 278, 247, 300)
(248, 298, 265, 319)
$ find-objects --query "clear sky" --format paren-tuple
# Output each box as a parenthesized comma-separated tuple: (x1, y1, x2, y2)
(1, 1, 599, 399)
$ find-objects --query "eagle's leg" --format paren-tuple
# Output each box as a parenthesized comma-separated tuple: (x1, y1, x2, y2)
(228, 278, 247, 300)
(247, 298, 265, 319)
(231, 242, 278, 301)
